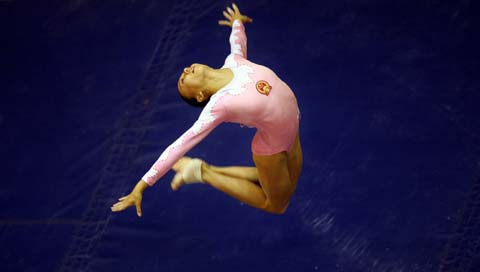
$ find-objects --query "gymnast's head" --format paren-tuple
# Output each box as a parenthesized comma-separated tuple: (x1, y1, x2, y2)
(177, 63, 213, 108)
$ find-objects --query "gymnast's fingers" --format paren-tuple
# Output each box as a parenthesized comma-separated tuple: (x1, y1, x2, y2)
(218, 20, 232, 26)
(223, 11, 232, 20)
(227, 7, 235, 15)
(135, 201, 142, 217)
(232, 3, 240, 14)
(111, 203, 125, 212)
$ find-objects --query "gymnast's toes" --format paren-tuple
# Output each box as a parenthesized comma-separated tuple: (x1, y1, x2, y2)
(172, 156, 192, 171)
(170, 172, 185, 191)
(170, 180, 184, 191)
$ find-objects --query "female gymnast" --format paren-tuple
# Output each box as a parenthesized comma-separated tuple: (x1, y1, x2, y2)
(111, 3, 302, 215)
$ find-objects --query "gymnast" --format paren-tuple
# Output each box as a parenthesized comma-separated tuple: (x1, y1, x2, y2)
(111, 3, 302, 215)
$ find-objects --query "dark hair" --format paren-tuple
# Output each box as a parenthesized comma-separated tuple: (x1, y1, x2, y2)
(178, 90, 210, 108)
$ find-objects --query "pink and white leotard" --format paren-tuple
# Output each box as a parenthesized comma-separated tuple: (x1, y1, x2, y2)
(142, 20, 300, 186)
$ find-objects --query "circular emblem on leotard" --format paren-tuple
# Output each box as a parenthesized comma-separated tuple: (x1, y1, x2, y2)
(256, 80, 272, 96)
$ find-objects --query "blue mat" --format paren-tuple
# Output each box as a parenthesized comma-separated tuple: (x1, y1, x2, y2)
(1, 0, 480, 271)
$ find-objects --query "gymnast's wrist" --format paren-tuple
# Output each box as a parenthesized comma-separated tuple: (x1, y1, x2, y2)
(135, 180, 149, 193)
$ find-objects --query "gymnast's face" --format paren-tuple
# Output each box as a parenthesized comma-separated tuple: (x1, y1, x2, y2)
(178, 63, 211, 102)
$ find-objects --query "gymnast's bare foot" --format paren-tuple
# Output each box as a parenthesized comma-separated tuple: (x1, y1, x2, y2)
(170, 157, 189, 190)
(171, 157, 204, 191)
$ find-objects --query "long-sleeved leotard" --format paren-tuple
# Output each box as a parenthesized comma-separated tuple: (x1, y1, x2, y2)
(142, 20, 300, 186)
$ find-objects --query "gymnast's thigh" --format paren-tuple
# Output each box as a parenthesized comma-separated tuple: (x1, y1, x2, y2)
(252, 151, 295, 205)
(286, 132, 303, 187)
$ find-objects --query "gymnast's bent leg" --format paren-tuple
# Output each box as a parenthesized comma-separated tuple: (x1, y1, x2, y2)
(203, 134, 302, 214)
(205, 165, 259, 184)
(171, 158, 260, 190)
(177, 154, 295, 214)
(171, 135, 302, 214)
(200, 163, 271, 211)
(171, 157, 287, 214)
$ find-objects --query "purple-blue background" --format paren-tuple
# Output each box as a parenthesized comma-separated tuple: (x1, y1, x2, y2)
(1, 0, 479, 271)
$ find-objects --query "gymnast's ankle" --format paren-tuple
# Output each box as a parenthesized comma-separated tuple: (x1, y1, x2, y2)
(182, 158, 204, 183)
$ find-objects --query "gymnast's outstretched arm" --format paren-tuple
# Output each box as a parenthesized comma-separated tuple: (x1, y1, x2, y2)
(111, 101, 227, 217)
(218, 3, 252, 58)
(110, 3, 253, 217)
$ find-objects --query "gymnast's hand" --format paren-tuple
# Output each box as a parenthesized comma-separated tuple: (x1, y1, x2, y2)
(111, 180, 148, 217)
(218, 3, 253, 27)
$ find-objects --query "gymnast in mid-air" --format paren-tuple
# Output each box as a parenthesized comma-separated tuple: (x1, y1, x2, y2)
(111, 3, 302, 215)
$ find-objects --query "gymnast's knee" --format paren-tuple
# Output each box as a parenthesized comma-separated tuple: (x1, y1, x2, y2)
(263, 199, 290, 215)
